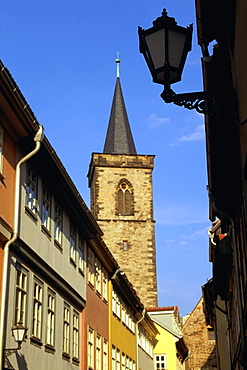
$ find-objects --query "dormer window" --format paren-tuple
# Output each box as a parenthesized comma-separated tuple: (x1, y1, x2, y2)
(116, 180, 134, 215)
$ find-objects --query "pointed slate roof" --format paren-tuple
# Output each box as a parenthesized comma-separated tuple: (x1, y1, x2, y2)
(103, 77, 137, 154)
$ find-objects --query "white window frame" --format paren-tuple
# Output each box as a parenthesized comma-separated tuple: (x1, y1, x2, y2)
(112, 345, 116, 370)
(26, 165, 37, 214)
(103, 339, 108, 370)
(70, 224, 76, 263)
(46, 289, 55, 347)
(112, 290, 121, 319)
(41, 184, 51, 230)
(122, 353, 126, 370)
(54, 202, 62, 245)
(95, 258, 101, 294)
(78, 236, 85, 275)
(73, 310, 79, 360)
(14, 264, 28, 326)
(88, 327, 94, 369)
(96, 334, 101, 370)
(154, 354, 167, 370)
(32, 277, 43, 340)
(63, 303, 70, 355)
(88, 248, 95, 286)
(116, 348, 120, 370)
(102, 267, 108, 302)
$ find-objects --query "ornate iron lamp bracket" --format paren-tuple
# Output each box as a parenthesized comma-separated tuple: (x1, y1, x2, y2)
(161, 89, 230, 116)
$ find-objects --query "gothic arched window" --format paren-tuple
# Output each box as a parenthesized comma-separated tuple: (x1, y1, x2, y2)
(116, 180, 134, 215)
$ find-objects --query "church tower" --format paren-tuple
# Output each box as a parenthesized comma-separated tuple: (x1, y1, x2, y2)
(88, 60, 157, 307)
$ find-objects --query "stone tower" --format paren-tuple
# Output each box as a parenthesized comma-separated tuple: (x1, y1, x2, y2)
(88, 65, 157, 307)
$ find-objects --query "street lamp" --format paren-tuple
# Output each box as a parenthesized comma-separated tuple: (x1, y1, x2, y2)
(138, 9, 229, 115)
(5, 322, 28, 356)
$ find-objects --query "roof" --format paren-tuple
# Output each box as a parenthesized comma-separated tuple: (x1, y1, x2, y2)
(103, 77, 137, 155)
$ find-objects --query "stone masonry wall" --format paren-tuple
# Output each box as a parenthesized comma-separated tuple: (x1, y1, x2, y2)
(182, 297, 217, 370)
(88, 153, 157, 307)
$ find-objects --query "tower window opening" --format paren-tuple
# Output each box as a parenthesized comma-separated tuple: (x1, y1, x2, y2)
(116, 180, 134, 215)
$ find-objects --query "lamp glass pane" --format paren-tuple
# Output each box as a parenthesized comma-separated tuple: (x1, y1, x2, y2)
(168, 30, 187, 68)
(12, 326, 26, 342)
(145, 29, 165, 69)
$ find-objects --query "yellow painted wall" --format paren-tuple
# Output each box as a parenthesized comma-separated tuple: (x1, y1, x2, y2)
(109, 283, 136, 369)
(153, 322, 178, 370)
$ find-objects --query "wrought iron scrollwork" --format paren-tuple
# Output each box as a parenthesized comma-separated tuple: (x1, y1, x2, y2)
(161, 88, 232, 116)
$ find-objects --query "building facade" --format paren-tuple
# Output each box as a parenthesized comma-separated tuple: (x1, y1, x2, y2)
(0, 60, 159, 370)
(182, 298, 217, 370)
(147, 306, 188, 370)
(88, 73, 157, 308)
(194, 0, 247, 368)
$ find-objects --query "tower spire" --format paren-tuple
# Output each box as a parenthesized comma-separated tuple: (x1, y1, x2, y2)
(103, 57, 137, 155)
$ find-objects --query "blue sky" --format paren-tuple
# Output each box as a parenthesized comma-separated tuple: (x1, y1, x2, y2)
(1, 1, 212, 316)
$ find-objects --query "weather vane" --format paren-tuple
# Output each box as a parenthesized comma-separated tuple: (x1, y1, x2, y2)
(116, 52, 120, 78)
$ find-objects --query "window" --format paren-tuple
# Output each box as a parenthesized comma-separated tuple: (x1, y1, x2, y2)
(88, 248, 95, 286)
(112, 290, 121, 318)
(88, 327, 94, 369)
(78, 236, 85, 274)
(116, 348, 120, 370)
(14, 264, 28, 326)
(32, 278, 43, 340)
(112, 346, 116, 370)
(122, 353, 126, 370)
(63, 303, 70, 355)
(70, 224, 76, 263)
(103, 339, 108, 370)
(95, 258, 101, 294)
(54, 203, 62, 245)
(116, 181, 134, 215)
(102, 268, 108, 302)
(123, 241, 128, 251)
(41, 185, 51, 230)
(96, 334, 101, 370)
(46, 289, 55, 347)
(207, 327, 215, 340)
(0, 125, 3, 174)
(26, 165, 37, 213)
(73, 311, 79, 359)
(154, 354, 167, 370)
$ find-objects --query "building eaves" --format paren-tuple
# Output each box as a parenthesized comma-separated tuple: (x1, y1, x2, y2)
(150, 317, 182, 339)
(0, 60, 40, 138)
(34, 136, 103, 239)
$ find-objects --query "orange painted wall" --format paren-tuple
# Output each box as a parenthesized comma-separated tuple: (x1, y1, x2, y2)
(82, 283, 109, 369)
(0, 129, 16, 228)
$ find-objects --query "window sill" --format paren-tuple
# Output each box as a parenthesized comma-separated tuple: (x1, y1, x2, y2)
(70, 257, 76, 268)
(78, 267, 85, 277)
(30, 336, 43, 347)
(41, 224, 52, 239)
(25, 206, 38, 223)
(96, 290, 102, 298)
(88, 282, 95, 290)
(54, 239, 63, 252)
(0, 173, 5, 183)
(45, 344, 56, 354)
(62, 352, 70, 361)
(72, 357, 80, 366)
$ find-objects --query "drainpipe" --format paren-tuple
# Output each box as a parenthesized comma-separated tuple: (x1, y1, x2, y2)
(0, 125, 44, 369)
(136, 309, 145, 370)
